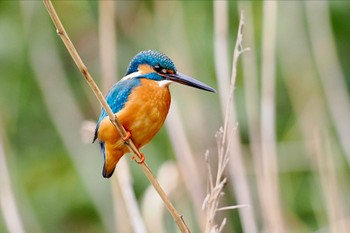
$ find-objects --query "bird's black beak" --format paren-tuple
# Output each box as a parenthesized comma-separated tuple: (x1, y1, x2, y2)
(166, 72, 216, 93)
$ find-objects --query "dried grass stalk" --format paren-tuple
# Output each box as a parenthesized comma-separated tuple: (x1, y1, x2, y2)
(203, 12, 249, 233)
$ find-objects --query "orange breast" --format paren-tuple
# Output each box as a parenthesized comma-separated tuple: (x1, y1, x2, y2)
(98, 78, 171, 152)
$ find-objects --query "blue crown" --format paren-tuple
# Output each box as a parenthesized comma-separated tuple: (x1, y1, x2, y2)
(126, 50, 177, 75)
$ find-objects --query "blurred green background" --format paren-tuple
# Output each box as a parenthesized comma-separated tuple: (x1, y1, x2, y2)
(1, 1, 350, 233)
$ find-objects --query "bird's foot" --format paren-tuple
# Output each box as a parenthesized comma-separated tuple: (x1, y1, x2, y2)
(123, 131, 131, 141)
(131, 153, 145, 164)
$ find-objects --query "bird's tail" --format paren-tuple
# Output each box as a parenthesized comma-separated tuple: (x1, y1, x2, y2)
(100, 142, 123, 178)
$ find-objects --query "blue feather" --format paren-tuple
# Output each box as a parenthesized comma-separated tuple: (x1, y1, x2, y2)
(100, 142, 106, 160)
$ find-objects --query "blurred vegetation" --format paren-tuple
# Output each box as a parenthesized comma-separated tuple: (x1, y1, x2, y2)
(1, 1, 350, 233)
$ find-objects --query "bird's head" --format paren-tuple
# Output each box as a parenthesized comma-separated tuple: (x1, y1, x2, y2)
(123, 50, 216, 92)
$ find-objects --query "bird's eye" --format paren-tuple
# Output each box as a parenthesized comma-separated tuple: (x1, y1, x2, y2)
(154, 65, 167, 74)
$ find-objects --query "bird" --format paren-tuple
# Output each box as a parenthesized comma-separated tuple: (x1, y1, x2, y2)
(93, 50, 215, 178)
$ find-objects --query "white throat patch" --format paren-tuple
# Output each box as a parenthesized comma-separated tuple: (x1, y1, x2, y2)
(158, 80, 173, 87)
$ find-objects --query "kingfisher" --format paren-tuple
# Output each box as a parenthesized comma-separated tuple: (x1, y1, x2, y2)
(93, 50, 215, 178)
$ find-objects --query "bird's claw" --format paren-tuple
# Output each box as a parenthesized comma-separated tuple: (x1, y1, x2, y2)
(123, 131, 131, 141)
(131, 153, 145, 164)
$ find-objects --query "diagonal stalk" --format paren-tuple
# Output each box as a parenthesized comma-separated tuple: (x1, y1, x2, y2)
(42, 1, 190, 232)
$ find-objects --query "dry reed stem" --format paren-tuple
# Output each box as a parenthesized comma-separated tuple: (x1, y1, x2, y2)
(110, 163, 133, 233)
(214, 5, 258, 233)
(98, 0, 117, 93)
(203, 127, 247, 233)
(113, 158, 147, 233)
(222, 13, 250, 140)
(213, 0, 230, 116)
(259, 1, 287, 232)
(203, 11, 250, 233)
(0, 127, 26, 233)
(42, 1, 190, 232)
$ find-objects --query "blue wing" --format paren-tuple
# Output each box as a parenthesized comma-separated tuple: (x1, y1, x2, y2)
(93, 78, 141, 143)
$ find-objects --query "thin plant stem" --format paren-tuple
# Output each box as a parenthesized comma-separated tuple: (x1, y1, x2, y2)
(222, 12, 249, 143)
(203, 11, 252, 233)
(213, 5, 258, 233)
(217, 205, 249, 212)
(98, 0, 117, 93)
(260, 1, 285, 232)
(0, 125, 26, 233)
(42, 1, 190, 232)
